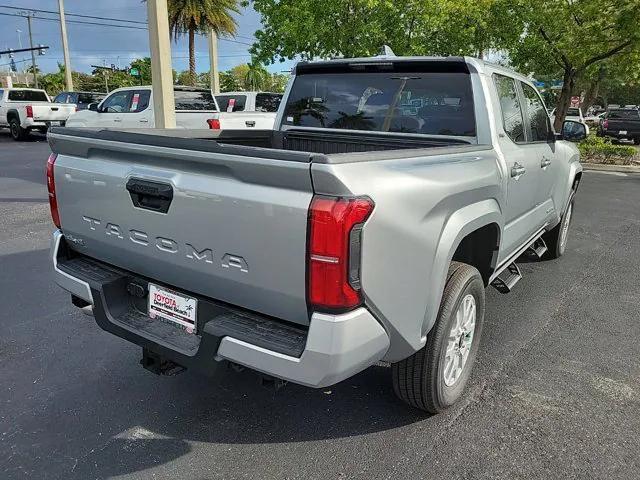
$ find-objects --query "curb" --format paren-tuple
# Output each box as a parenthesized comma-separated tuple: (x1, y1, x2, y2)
(581, 163, 640, 174)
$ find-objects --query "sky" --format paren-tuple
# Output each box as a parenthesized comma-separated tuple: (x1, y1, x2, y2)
(0, 0, 293, 75)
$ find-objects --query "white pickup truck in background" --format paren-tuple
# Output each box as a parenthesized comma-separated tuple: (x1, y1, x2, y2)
(65, 86, 284, 131)
(0, 88, 76, 141)
(65, 86, 220, 130)
(213, 91, 283, 130)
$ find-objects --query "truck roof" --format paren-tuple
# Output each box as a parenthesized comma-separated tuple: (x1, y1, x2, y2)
(293, 55, 533, 85)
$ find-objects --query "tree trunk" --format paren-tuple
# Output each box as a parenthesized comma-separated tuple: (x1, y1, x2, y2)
(188, 27, 196, 86)
(554, 67, 576, 131)
(580, 66, 605, 114)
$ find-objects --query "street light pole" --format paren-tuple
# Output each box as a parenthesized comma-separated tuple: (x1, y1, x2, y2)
(208, 30, 220, 94)
(58, 0, 74, 91)
(26, 14, 38, 88)
(147, 0, 176, 128)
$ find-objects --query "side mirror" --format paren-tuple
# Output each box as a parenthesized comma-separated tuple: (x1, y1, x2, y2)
(88, 103, 99, 112)
(561, 120, 587, 142)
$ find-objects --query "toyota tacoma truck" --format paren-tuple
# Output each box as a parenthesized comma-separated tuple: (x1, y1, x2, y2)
(47, 55, 584, 412)
(0, 88, 76, 140)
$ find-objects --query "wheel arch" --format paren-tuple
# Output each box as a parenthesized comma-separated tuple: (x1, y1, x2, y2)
(422, 199, 502, 337)
(7, 109, 20, 122)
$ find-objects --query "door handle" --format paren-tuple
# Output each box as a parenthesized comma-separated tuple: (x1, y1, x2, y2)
(139, 119, 149, 123)
(511, 163, 526, 178)
(541, 157, 552, 168)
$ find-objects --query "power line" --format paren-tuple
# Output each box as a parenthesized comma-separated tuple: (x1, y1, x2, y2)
(0, 5, 147, 24)
(0, 11, 148, 30)
(0, 8, 254, 45)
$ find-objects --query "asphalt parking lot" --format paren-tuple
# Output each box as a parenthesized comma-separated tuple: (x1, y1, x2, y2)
(1, 132, 639, 480)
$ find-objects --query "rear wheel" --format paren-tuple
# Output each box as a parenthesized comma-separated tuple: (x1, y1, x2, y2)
(634, 137, 640, 145)
(543, 190, 575, 259)
(9, 118, 28, 141)
(392, 262, 485, 413)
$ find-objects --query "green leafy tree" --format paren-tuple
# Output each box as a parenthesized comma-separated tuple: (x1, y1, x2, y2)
(129, 57, 153, 84)
(246, 0, 501, 63)
(495, 0, 640, 129)
(244, 61, 269, 90)
(166, 0, 239, 85)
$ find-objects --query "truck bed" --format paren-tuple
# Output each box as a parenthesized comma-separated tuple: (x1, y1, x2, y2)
(51, 126, 473, 158)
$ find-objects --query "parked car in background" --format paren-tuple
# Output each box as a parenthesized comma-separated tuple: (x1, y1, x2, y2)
(584, 110, 606, 128)
(65, 86, 219, 129)
(551, 107, 585, 126)
(597, 108, 640, 144)
(213, 91, 283, 129)
(0, 88, 76, 140)
(48, 55, 584, 413)
(53, 91, 106, 111)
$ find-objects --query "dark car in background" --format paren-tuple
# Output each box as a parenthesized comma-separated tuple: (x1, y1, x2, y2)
(598, 108, 640, 144)
(53, 91, 106, 111)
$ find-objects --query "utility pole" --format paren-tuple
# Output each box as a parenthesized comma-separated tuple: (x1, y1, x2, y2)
(26, 14, 38, 88)
(58, 0, 74, 91)
(208, 30, 220, 94)
(147, 0, 176, 128)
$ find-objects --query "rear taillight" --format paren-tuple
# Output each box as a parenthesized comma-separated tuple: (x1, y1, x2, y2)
(603, 119, 609, 129)
(46, 153, 61, 228)
(26, 105, 33, 118)
(308, 196, 374, 311)
(207, 118, 221, 129)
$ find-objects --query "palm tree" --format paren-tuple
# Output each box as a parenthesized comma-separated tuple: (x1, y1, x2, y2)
(167, 0, 239, 86)
(244, 62, 269, 91)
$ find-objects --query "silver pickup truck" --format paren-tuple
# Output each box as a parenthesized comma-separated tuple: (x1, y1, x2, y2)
(47, 55, 585, 412)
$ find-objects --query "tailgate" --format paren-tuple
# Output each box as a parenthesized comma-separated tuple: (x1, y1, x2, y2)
(33, 104, 74, 121)
(218, 112, 277, 130)
(49, 129, 315, 325)
(606, 118, 640, 133)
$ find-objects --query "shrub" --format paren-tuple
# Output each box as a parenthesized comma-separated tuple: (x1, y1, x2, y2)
(578, 135, 637, 164)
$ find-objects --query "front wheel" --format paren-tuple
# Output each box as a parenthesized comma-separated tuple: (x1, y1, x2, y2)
(9, 118, 28, 141)
(543, 191, 575, 259)
(392, 262, 485, 413)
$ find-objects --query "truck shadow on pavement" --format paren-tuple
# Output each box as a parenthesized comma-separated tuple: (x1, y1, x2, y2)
(0, 247, 428, 479)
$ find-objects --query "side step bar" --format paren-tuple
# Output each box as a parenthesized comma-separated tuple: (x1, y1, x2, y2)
(491, 262, 522, 293)
(528, 237, 548, 259)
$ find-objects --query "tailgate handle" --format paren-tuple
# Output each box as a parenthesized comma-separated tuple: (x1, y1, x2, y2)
(126, 178, 173, 214)
(245, 120, 256, 127)
(51, 107, 59, 111)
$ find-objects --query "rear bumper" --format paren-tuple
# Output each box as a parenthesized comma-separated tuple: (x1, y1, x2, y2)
(51, 230, 389, 388)
(23, 118, 65, 129)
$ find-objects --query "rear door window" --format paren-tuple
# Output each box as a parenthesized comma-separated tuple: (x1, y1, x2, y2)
(493, 75, 525, 143)
(283, 70, 476, 136)
(8, 90, 49, 101)
(130, 90, 151, 112)
(215, 94, 247, 112)
(521, 82, 551, 142)
(255, 93, 283, 112)
(174, 90, 217, 111)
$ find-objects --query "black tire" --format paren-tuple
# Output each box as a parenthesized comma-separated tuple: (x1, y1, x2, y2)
(543, 190, 576, 259)
(9, 118, 28, 141)
(633, 137, 640, 145)
(392, 262, 485, 413)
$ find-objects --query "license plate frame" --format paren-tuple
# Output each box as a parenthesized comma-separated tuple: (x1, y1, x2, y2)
(148, 283, 197, 333)
(619, 130, 628, 136)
